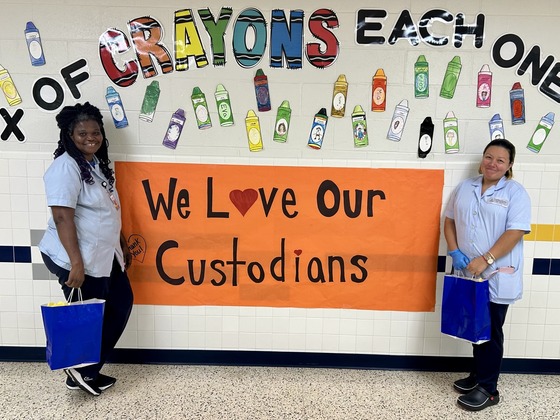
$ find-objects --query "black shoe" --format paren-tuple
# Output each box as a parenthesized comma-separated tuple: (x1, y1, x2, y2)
(457, 385, 499, 411)
(96, 373, 117, 391)
(64, 368, 101, 396)
(66, 373, 116, 392)
(453, 375, 478, 394)
(65, 376, 80, 390)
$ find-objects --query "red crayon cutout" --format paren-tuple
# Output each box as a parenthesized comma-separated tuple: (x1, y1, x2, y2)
(510, 82, 525, 125)
(371, 68, 387, 112)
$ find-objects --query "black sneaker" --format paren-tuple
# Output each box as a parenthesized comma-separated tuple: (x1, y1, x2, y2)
(66, 373, 116, 392)
(65, 376, 80, 390)
(96, 373, 117, 391)
(453, 375, 478, 394)
(63, 368, 101, 396)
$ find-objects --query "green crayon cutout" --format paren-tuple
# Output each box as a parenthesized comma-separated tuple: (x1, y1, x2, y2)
(273, 100, 291, 143)
(443, 111, 459, 153)
(215, 84, 234, 127)
(414, 55, 429, 98)
(191, 87, 212, 129)
(440, 56, 461, 99)
(139, 81, 160, 123)
(351, 105, 368, 147)
(527, 112, 554, 153)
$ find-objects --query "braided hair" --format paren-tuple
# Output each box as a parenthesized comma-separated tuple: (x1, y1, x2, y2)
(53, 102, 115, 187)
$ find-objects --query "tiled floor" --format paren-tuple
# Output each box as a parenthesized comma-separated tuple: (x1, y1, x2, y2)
(1, 362, 559, 419)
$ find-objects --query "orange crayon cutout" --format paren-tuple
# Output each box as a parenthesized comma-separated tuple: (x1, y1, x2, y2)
(371, 68, 387, 112)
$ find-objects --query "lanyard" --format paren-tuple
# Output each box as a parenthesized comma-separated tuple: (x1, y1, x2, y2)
(91, 164, 120, 210)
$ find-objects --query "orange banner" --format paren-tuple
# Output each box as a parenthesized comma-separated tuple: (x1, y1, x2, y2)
(115, 162, 443, 311)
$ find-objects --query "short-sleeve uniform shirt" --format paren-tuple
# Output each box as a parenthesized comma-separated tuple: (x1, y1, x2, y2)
(39, 152, 124, 277)
(444, 175, 531, 304)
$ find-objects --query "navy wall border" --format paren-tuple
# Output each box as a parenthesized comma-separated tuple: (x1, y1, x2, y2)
(1, 347, 558, 374)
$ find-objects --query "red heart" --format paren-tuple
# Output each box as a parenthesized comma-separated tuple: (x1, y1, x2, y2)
(229, 189, 258, 216)
(294, 249, 302, 256)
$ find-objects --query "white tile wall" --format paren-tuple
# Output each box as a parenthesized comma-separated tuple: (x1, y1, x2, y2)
(1, 0, 559, 361)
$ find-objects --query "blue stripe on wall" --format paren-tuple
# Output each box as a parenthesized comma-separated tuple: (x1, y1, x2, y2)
(2, 245, 559, 275)
(532, 258, 560, 275)
(0, 246, 32, 263)
(0, 346, 558, 374)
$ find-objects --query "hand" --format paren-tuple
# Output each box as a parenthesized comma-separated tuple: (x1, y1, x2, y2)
(466, 256, 490, 278)
(65, 264, 85, 289)
(448, 249, 470, 270)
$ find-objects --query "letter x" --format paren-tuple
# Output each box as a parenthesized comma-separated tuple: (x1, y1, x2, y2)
(0, 108, 25, 142)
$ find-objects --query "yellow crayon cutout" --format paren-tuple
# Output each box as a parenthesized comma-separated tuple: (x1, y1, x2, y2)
(245, 110, 263, 152)
(0, 65, 22, 106)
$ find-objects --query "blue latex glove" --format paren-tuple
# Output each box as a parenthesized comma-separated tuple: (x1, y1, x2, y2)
(448, 249, 470, 270)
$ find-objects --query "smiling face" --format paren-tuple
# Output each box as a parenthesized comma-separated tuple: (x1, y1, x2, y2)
(480, 145, 513, 185)
(70, 119, 103, 161)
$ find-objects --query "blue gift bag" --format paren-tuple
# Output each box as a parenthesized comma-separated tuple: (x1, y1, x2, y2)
(441, 274, 491, 344)
(40, 298, 105, 370)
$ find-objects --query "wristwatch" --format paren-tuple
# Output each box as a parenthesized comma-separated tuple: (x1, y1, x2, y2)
(483, 252, 495, 265)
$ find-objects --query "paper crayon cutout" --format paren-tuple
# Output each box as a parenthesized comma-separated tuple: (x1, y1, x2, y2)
(510, 82, 526, 125)
(440, 56, 462, 99)
(418, 117, 434, 158)
(191, 87, 212, 129)
(527, 112, 555, 153)
(254, 69, 271, 112)
(371, 68, 387, 111)
(387, 99, 409, 142)
(139, 81, 160, 122)
(443, 111, 459, 153)
(476, 64, 492, 108)
(274, 100, 291, 143)
(308, 108, 328, 149)
(245, 110, 263, 151)
(414, 55, 429, 98)
(162, 108, 186, 149)
(0, 65, 22, 106)
(25, 21, 46, 66)
(215, 84, 234, 127)
(489, 114, 505, 140)
(331, 74, 348, 117)
(105, 86, 128, 128)
(351, 105, 368, 147)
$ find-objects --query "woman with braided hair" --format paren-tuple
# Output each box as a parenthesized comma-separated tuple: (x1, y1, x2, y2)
(39, 102, 133, 396)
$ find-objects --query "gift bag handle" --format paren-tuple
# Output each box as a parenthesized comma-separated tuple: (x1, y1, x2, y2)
(67, 288, 83, 304)
(452, 266, 515, 282)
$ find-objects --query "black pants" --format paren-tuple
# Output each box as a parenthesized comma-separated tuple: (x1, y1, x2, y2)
(472, 302, 509, 394)
(42, 253, 134, 379)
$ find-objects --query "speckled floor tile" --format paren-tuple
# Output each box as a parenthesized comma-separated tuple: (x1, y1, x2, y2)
(0, 362, 559, 419)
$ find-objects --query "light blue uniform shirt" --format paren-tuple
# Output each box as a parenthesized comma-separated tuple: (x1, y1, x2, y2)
(444, 175, 531, 304)
(39, 152, 124, 277)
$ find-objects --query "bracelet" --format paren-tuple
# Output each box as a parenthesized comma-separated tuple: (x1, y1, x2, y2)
(483, 252, 495, 265)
